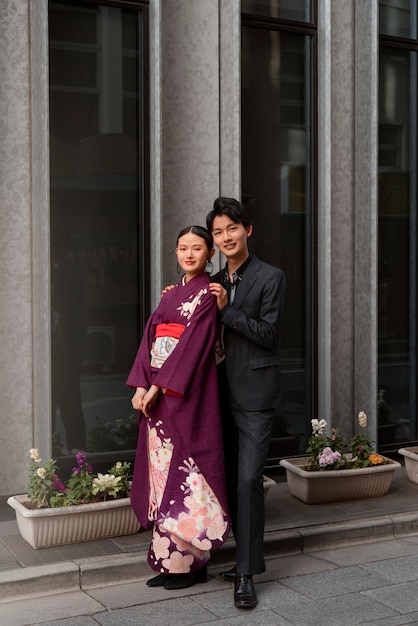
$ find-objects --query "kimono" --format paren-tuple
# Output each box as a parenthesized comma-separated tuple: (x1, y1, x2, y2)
(126, 272, 230, 574)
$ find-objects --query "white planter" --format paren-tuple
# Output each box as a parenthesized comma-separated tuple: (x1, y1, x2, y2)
(398, 447, 418, 484)
(263, 475, 276, 501)
(280, 456, 400, 504)
(7, 494, 140, 549)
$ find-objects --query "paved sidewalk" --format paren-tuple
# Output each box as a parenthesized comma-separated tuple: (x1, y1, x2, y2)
(3, 465, 418, 624)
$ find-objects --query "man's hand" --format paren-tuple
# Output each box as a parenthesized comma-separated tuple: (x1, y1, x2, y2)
(209, 282, 228, 310)
(161, 284, 175, 297)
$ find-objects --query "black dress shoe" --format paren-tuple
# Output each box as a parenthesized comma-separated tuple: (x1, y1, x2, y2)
(220, 561, 266, 582)
(219, 565, 236, 582)
(163, 565, 207, 590)
(146, 573, 176, 587)
(234, 574, 258, 609)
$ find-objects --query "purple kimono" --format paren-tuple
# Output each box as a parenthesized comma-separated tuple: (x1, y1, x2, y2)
(126, 272, 230, 574)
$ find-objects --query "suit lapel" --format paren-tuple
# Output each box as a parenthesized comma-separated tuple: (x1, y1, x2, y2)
(232, 257, 259, 308)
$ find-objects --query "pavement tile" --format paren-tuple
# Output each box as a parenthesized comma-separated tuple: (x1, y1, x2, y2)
(92, 596, 218, 626)
(0, 539, 17, 564)
(308, 537, 418, 567)
(363, 611, 418, 626)
(365, 581, 418, 614)
(0, 590, 105, 626)
(195, 609, 294, 625)
(274, 592, 398, 626)
(88, 576, 230, 609)
(361, 554, 418, 584)
(280, 565, 391, 598)
(257, 552, 338, 581)
(33, 615, 97, 626)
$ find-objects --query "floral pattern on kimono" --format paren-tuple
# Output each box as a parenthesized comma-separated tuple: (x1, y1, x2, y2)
(147, 422, 228, 573)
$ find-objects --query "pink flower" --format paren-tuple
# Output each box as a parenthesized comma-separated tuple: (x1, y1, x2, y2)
(318, 446, 341, 468)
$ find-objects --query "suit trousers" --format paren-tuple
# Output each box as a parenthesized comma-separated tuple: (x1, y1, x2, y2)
(222, 389, 274, 575)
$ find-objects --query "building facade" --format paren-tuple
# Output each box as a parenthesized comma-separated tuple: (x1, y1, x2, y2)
(0, 0, 413, 495)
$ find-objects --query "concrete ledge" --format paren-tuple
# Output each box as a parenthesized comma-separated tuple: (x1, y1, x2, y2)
(300, 517, 395, 552)
(78, 553, 151, 589)
(3, 511, 418, 603)
(392, 511, 418, 536)
(0, 562, 79, 604)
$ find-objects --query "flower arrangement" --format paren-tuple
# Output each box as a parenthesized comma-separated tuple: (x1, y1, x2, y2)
(304, 411, 390, 471)
(27, 449, 131, 508)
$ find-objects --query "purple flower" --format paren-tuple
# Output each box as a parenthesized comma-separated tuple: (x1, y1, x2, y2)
(53, 473, 66, 492)
(76, 452, 86, 466)
(318, 446, 341, 468)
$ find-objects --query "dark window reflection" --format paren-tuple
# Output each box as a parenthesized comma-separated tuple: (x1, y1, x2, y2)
(241, 0, 311, 23)
(378, 47, 417, 446)
(241, 25, 313, 460)
(49, 2, 144, 456)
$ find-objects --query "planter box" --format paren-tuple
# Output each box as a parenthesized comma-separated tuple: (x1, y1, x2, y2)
(398, 447, 418, 484)
(279, 456, 400, 504)
(263, 475, 276, 501)
(7, 494, 140, 549)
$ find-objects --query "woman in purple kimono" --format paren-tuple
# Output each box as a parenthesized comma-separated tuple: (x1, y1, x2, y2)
(127, 225, 230, 590)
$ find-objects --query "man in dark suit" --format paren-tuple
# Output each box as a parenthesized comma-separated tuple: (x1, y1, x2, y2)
(207, 197, 286, 609)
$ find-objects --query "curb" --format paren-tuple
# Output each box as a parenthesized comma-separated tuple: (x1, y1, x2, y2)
(2, 510, 418, 603)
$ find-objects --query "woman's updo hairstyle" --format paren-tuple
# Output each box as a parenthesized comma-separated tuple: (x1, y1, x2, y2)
(176, 225, 214, 252)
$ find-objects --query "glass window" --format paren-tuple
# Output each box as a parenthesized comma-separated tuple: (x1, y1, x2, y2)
(378, 46, 417, 447)
(242, 0, 312, 23)
(241, 23, 314, 463)
(379, 0, 416, 39)
(49, 1, 148, 461)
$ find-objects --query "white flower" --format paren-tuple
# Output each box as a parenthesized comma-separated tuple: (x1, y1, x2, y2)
(162, 517, 177, 533)
(311, 418, 327, 436)
(186, 472, 203, 492)
(30, 448, 41, 463)
(193, 490, 211, 507)
(116, 461, 122, 470)
(358, 411, 367, 428)
(92, 473, 122, 490)
(318, 419, 327, 433)
(36, 467, 46, 479)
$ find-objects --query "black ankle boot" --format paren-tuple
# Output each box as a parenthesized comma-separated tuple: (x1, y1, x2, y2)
(163, 565, 208, 590)
(146, 572, 176, 587)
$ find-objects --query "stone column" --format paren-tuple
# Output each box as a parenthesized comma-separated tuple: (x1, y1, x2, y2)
(317, 0, 378, 439)
(0, 0, 50, 495)
(159, 0, 221, 286)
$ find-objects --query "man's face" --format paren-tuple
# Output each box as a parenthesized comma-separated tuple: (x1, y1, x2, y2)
(211, 214, 252, 262)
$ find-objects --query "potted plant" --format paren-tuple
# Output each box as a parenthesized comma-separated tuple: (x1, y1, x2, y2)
(7, 449, 140, 549)
(398, 446, 418, 484)
(280, 412, 401, 504)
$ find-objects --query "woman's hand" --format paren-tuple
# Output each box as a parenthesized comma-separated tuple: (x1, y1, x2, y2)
(142, 385, 160, 417)
(131, 387, 147, 411)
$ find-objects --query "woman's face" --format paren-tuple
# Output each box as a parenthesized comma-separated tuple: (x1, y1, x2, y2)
(176, 232, 214, 280)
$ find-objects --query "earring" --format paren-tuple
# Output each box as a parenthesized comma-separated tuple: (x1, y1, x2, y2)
(206, 260, 213, 274)
(177, 262, 181, 275)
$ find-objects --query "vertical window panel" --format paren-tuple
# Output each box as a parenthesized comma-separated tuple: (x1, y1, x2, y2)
(241, 24, 314, 462)
(49, 1, 147, 460)
(378, 47, 417, 447)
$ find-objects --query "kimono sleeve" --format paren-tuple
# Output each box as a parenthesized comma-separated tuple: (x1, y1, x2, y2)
(152, 290, 217, 397)
(126, 311, 156, 390)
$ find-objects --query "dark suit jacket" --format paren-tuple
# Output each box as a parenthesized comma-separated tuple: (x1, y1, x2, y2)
(211, 255, 286, 412)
